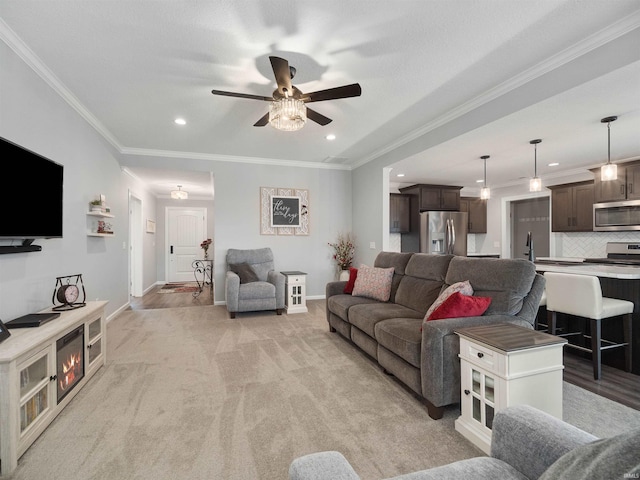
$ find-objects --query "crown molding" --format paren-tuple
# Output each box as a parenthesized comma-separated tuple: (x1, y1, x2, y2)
(351, 10, 640, 170)
(120, 147, 352, 171)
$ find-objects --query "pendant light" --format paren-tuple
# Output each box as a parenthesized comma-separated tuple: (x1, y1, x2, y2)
(600, 116, 618, 181)
(480, 155, 490, 200)
(529, 139, 542, 192)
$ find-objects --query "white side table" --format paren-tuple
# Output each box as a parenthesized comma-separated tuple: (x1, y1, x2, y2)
(281, 271, 308, 314)
(454, 323, 567, 454)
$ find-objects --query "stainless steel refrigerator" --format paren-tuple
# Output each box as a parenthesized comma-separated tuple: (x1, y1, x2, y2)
(420, 211, 468, 255)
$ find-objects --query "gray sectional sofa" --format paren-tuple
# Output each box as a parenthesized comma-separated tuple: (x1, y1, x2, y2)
(326, 252, 544, 419)
(289, 404, 640, 480)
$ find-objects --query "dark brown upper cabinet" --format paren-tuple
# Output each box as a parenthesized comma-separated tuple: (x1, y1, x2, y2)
(399, 184, 462, 211)
(390, 193, 411, 233)
(591, 161, 640, 203)
(460, 197, 487, 233)
(549, 181, 594, 232)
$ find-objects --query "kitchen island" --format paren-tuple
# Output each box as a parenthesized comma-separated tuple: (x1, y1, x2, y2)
(535, 259, 640, 375)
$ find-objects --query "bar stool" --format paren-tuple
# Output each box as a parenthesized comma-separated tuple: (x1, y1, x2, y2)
(534, 290, 548, 332)
(544, 272, 633, 380)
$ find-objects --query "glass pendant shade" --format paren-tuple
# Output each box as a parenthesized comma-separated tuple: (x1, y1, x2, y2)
(601, 162, 617, 181)
(269, 98, 307, 131)
(529, 177, 542, 192)
(600, 116, 618, 181)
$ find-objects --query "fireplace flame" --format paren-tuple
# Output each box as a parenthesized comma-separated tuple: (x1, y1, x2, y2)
(59, 352, 82, 391)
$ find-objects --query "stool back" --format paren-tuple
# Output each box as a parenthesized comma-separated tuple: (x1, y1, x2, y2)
(544, 272, 602, 318)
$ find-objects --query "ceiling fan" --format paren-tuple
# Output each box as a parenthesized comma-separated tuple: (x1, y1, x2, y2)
(211, 56, 362, 130)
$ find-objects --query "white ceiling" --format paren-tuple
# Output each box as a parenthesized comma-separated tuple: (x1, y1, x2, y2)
(1, 1, 639, 199)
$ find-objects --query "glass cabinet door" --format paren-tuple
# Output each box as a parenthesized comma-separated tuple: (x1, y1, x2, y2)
(470, 367, 496, 431)
(18, 349, 52, 435)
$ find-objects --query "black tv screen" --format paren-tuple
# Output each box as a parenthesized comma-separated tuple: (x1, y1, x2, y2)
(0, 136, 63, 239)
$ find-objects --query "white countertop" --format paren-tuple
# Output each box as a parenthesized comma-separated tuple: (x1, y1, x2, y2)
(535, 262, 640, 279)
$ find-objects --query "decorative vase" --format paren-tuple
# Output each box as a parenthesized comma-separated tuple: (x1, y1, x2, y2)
(339, 269, 350, 281)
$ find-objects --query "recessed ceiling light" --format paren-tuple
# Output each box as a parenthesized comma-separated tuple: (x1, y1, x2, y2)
(174, 118, 186, 125)
(325, 134, 336, 141)
(548, 162, 559, 167)
(396, 173, 405, 177)
(476, 179, 484, 183)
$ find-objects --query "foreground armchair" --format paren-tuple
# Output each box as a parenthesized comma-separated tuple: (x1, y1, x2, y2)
(289, 404, 640, 480)
(225, 247, 285, 318)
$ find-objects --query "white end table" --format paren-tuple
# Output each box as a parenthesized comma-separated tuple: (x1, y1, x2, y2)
(281, 271, 308, 314)
(454, 323, 567, 454)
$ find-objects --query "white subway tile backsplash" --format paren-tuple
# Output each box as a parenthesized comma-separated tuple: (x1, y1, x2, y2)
(559, 231, 640, 258)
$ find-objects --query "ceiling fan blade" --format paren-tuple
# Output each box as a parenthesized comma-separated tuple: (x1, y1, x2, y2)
(253, 113, 270, 127)
(301, 83, 362, 103)
(211, 89, 272, 101)
(306, 108, 332, 126)
(269, 56, 293, 96)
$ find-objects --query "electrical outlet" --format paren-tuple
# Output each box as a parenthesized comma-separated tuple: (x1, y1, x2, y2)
(370, 241, 376, 249)
(493, 241, 500, 248)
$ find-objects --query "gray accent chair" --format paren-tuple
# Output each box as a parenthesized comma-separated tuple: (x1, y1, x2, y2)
(225, 248, 285, 318)
(289, 404, 640, 480)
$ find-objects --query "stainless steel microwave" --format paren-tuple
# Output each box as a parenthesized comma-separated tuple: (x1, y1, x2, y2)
(593, 200, 640, 231)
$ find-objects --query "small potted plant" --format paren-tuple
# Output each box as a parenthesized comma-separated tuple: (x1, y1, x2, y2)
(89, 199, 103, 213)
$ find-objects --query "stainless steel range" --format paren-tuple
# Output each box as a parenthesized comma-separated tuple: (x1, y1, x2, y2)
(583, 242, 640, 265)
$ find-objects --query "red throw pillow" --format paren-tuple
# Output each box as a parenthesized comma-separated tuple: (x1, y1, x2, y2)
(427, 292, 492, 321)
(344, 267, 358, 294)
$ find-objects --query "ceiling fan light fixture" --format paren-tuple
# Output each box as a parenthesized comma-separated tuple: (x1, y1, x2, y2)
(171, 185, 188, 200)
(480, 155, 490, 200)
(529, 139, 542, 192)
(600, 116, 618, 181)
(269, 97, 307, 131)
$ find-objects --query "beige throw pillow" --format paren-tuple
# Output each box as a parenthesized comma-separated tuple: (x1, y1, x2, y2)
(424, 280, 473, 321)
(351, 265, 395, 302)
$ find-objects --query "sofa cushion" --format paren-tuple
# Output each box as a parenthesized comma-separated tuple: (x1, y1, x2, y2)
(349, 303, 423, 337)
(425, 280, 473, 319)
(445, 257, 536, 316)
(374, 252, 413, 302)
(238, 281, 275, 300)
(352, 265, 395, 301)
(394, 254, 453, 313)
(427, 292, 492, 321)
(388, 457, 529, 480)
(327, 294, 380, 323)
(375, 318, 423, 368)
(344, 267, 358, 294)
(538, 426, 640, 480)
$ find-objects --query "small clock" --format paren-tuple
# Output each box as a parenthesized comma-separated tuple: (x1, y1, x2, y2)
(57, 284, 80, 305)
(52, 274, 86, 311)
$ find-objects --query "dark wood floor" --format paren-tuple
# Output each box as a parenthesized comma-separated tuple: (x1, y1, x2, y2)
(128, 288, 639, 411)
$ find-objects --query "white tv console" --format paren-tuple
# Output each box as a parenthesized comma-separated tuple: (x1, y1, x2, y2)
(0, 301, 107, 477)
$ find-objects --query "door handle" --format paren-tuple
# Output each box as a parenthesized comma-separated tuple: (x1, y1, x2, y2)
(170, 245, 174, 254)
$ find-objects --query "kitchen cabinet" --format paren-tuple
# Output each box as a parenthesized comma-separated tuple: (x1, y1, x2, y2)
(591, 162, 640, 203)
(399, 184, 462, 211)
(460, 197, 487, 233)
(390, 194, 411, 233)
(549, 181, 594, 232)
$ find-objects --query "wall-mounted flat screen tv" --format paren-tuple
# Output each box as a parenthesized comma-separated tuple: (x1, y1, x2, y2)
(0, 136, 63, 239)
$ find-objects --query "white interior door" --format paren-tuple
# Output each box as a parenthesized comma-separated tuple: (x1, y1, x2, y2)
(129, 193, 143, 297)
(166, 207, 206, 283)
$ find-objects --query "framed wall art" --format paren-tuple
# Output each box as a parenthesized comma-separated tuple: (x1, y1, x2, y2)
(261, 187, 309, 235)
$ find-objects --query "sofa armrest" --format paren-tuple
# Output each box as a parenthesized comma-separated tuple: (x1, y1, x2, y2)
(289, 451, 361, 480)
(225, 271, 240, 311)
(491, 405, 597, 480)
(326, 281, 347, 323)
(420, 315, 533, 408)
(268, 270, 286, 309)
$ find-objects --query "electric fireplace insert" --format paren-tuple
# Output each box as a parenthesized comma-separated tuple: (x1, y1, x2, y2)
(56, 325, 84, 404)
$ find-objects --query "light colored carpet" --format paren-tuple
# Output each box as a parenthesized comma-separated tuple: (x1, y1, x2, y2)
(12, 300, 640, 480)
